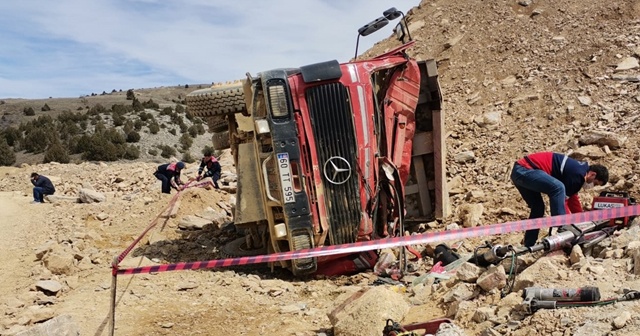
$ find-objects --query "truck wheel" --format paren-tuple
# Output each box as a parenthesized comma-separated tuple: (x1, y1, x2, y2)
(186, 83, 247, 118)
(220, 237, 268, 258)
(206, 116, 229, 133)
(212, 131, 230, 150)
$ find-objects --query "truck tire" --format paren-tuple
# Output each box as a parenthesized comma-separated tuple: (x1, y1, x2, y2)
(206, 116, 229, 133)
(186, 83, 247, 118)
(212, 131, 230, 150)
(220, 236, 268, 258)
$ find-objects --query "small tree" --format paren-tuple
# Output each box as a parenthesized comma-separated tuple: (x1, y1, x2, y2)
(2, 126, 22, 147)
(181, 151, 196, 163)
(132, 98, 144, 112)
(160, 145, 176, 158)
(43, 141, 70, 163)
(41, 103, 51, 111)
(126, 130, 141, 143)
(148, 122, 160, 134)
(188, 125, 198, 138)
(0, 138, 16, 166)
(123, 145, 140, 160)
(126, 89, 135, 100)
(23, 107, 35, 116)
(179, 133, 193, 150)
(123, 120, 134, 134)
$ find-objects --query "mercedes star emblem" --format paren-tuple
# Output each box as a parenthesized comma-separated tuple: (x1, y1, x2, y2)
(323, 156, 352, 185)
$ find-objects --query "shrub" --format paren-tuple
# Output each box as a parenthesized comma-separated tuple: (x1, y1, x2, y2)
(22, 128, 49, 153)
(0, 138, 15, 166)
(81, 134, 121, 161)
(188, 125, 198, 138)
(87, 104, 107, 115)
(179, 123, 188, 134)
(175, 105, 185, 114)
(41, 103, 51, 111)
(104, 127, 125, 144)
(43, 141, 70, 163)
(196, 124, 206, 135)
(148, 148, 158, 156)
(112, 104, 129, 115)
(148, 122, 160, 134)
(123, 120, 134, 134)
(133, 119, 144, 131)
(112, 114, 126, 127)
(23, 107, 35, 116)
(123, 145, 140, 160)
(143, 99, 159, 109)
(179, 133, 193, 150)
(168, 129, 176, 136)
(126, 130, 141, 143)
(159, 145, 176, 158)
(94, 121, 107, 134)
(181, 151, 196, 163)
(132, 98, 144, 112)
(2, 127, 22, 147)
(160, 107, 173, 116)
(126, 89, 135, 100)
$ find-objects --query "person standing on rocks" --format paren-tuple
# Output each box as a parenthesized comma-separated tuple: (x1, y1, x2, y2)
(196, 149, 221, 189)
(30, 172, 55, 204)
(510, 151, 609, 247)
(154, 161, 186, 194)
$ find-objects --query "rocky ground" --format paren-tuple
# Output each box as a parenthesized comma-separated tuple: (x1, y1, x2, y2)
(3, 0, 640, 335)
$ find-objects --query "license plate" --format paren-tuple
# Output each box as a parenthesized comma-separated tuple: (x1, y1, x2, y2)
(276, 153, 295, 204)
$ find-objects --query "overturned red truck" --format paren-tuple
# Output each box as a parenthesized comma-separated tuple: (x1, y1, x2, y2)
(186, 8, 449, 275)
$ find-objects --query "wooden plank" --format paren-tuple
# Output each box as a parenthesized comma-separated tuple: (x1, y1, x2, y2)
(432, 109, 451, 218)
(412, 156, 432, 216)
(412, 131, 434, 156)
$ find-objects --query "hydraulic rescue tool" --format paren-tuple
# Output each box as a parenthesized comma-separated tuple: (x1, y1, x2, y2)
(521, 286, 640, 314)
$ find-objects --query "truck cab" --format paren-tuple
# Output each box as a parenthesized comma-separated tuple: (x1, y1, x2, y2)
(187, 9, 449, 275)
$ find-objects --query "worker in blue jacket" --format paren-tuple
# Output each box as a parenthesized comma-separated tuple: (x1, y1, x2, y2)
(197, 149, 221, 189)
(511, 151, 609, 246)
(154, 161, 185, 194)
(30, 172, 55, 203)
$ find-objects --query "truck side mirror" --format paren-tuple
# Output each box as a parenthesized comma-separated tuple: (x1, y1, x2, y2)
(383, 7, 402, 20)
(357, 16, 389, 37)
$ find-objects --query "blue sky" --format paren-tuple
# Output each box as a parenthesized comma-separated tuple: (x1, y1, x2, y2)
(0, 0, 420, 99)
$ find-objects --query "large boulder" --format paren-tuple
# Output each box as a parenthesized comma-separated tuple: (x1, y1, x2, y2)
(328, 287, 410, 336)
(78, 188, 106, 203)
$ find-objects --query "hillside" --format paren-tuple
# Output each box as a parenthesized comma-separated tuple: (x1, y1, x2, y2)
(2, 0, 640, 336)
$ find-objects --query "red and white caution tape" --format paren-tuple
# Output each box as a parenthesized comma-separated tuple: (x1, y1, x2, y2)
(116, 205, 640, 275)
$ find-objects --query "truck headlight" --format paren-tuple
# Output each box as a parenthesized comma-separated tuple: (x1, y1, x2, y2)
(268, 84, 289, 118)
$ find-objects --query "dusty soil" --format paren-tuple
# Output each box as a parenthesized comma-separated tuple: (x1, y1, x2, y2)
(3, 0, 640, 335)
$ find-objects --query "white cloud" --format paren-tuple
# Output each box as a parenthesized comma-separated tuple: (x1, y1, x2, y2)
(0, 0, 420, 99)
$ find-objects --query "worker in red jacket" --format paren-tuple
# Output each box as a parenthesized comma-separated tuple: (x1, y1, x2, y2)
(511, 152, 609, 247)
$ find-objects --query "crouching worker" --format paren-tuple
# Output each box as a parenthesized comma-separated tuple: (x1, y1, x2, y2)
(154, 161, 186, 194)
(510, 151, 608, 247)
(30, 172, 55, 204)
(197, 149, 221, 189)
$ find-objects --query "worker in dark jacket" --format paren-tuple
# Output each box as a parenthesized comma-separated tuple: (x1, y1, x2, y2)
(511, 152, 608, 247)
(154, 161, 186, 194)
(197, 149, 221, 189)
(30, 172, 55, 203)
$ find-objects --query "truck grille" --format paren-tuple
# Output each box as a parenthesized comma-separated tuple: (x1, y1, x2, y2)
(306, 83, 361, 245)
